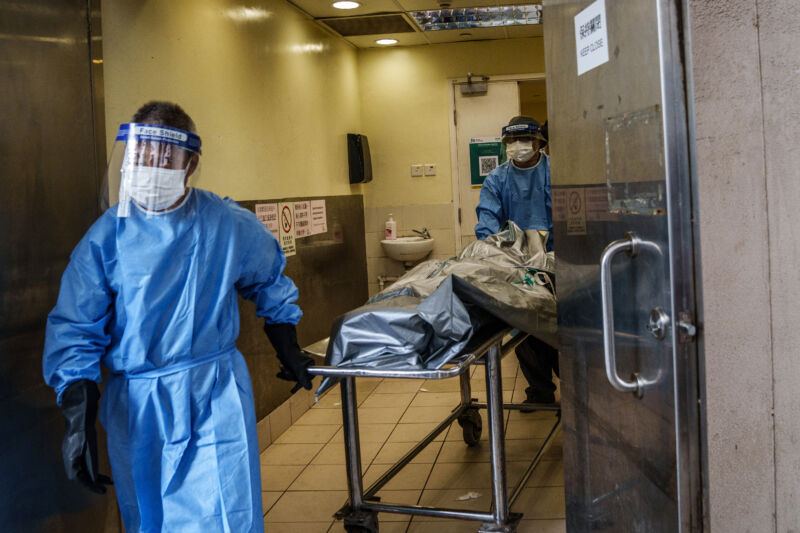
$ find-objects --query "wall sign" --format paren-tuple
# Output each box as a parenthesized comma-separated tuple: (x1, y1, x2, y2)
(310, 200, 327, 235)
(294, 201, 311, 238)
(469, 137, 505, 189)
(255, 203, 279, 239)
(278, 202, 296, 256)
(575, 0, 609, 76)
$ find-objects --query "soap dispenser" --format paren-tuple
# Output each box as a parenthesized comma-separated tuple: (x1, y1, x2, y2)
(385, 214, 397, 240)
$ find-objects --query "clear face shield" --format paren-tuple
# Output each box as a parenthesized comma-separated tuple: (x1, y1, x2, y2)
(103, 123, 202, 217)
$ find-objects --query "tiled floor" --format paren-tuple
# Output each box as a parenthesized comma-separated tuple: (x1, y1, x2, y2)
(261, 357, 565, 533)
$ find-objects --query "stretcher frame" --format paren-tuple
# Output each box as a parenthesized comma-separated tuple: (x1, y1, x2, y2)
(304, 328, 562, 533)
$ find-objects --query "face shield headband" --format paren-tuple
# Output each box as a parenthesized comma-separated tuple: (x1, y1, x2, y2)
(113, 123, 202, 217)
(501, 122, 546, 144)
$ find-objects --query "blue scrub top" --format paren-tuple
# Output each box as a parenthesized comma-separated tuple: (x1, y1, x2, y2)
(475, 154, 552, 250)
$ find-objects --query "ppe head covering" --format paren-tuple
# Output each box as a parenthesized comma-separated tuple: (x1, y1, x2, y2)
(103, 102, 202, 217)
(501, 115, 547, 145)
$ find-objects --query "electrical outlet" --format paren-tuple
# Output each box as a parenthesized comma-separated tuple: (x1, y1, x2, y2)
(424, 163, 436, 176)
(411, 164, 424, 177)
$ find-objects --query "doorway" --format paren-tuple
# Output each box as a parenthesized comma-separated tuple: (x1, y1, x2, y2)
(449, 75, 547, 252)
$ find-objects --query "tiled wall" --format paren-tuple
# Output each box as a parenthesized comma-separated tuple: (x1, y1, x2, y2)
(364, 204, 457, 297)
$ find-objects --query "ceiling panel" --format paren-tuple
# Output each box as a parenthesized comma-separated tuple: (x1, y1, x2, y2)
(421, 26, 507, 44)
(504, 24, 543, 38)
(345, 31, 431, 48)
(291, 0, 401, 19)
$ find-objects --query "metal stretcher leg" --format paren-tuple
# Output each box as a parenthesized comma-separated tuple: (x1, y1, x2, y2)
(340, 377, 378, 532)
(480, 342, 522, 533)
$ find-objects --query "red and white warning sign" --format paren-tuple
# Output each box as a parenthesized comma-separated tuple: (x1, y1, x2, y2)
(566, 188, 587, 235)
(278, 202, 296, 257)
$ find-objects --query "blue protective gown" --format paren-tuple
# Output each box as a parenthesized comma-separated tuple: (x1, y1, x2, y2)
(43, 188, 301, 533)
(474, 154, 552, 250)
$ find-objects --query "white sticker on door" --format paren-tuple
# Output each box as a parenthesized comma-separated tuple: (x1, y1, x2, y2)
(574, 0, 609, 76)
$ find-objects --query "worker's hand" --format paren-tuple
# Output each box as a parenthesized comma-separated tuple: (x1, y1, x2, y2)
(264, 323, 315, 393)
(60, 379, 114, 494)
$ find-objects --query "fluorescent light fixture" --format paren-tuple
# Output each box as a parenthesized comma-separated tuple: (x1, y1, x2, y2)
(375, 38, 398, 45)
(332, 1, 360, 9)
(410, 4, 542, 31)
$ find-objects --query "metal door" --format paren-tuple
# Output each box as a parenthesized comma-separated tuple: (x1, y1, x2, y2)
(543, 0, 702, 531)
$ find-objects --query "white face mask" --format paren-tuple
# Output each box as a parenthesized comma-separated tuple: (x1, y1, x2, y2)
(506, 140, 536, 163)
(122, 165, 187, 212)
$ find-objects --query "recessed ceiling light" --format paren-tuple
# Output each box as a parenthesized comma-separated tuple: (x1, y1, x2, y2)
(376, 38, 398, 45)
(332, 1, 360, 9)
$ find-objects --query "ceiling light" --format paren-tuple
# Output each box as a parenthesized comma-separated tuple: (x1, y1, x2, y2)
(411, 4, 542, 31)
(376, 38, 398, 45)
(332, 1, 360, 9)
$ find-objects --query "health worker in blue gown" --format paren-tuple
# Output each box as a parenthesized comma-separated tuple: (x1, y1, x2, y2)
(43, 101, 313, 533)
(474, 115, 560, 405)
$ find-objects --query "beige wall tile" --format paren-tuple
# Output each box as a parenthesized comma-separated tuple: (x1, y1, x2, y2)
(269, 401, 292, 442)
(257, 415, 272, 452)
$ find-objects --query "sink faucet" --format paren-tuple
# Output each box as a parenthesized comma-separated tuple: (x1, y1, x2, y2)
(412, 227, 431, 239)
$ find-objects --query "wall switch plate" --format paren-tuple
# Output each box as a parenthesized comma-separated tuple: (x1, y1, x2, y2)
(424, 163, 436, 176)
(411, 164, 423, 177)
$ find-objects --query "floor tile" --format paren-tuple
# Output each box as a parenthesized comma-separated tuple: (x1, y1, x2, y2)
(261, 491, 282, 515)
(371, 440, 443, 465)
(358, 406, 408, 424)
(312, 439, 383, 466)
(296, 408, 343, 425)
(505, 417, 559, 440)
(266, 490, 348, 522)
(418, 489, 492, 512)
(361, 392, 416, 409)
(328, 520, 410, 532)
(407, 518, 487, 532)
(368, 489, 422, 521)
(388, 422, 448, 443)
(410, 391, 461, 407)
(524, 460, 564, 488)
(274, 424, 341, 444)
(261, 443, 325, 465)
(418, 379, 461, 393)
(265, 521, 333, 533)
(374, 379, 424, 394)
(510, 487, 566, 519)
(313, 386, 342, 408)
(436, 438, 557, 464)
(517, 519, 567, 533)
(331, 423, 396, 443)
(289, 463, 349, 491)
(425, 460, 531, 490)
(468, 376, 516, 392)
(364, 462, 434, 490)
(260, 464, 306, 491)
(399, 405, 459, 424)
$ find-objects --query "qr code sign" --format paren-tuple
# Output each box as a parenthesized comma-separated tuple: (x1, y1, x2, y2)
(479, 155, 499, 176)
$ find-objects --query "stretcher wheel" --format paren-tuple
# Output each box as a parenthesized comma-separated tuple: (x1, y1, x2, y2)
(457, 409, 482, 447)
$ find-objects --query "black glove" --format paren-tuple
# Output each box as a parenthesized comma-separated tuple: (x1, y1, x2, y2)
(60, 379, 113, 494)
(263, 323, 314, 393)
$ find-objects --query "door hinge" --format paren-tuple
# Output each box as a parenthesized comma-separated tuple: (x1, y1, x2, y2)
(458, 207, 462, 224)
(677, 310, 697, 343)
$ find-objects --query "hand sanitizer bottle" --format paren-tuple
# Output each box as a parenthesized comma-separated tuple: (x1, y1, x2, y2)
(385, 214, 397, 240)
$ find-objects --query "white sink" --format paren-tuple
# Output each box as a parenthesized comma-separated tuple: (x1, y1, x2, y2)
(381, 236, 435, 262)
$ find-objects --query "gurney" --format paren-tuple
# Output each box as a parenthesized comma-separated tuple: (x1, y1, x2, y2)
(304, 224, 561, 532)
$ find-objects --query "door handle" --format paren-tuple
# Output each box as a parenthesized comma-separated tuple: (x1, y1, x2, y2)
(600, 232, 650, 397)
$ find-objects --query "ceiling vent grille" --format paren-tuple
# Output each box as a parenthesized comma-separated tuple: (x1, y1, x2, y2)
(320, 14, 416, 36)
